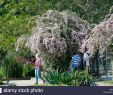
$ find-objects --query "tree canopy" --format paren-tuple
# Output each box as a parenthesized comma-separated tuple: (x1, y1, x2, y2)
(0, 0, 113, 55)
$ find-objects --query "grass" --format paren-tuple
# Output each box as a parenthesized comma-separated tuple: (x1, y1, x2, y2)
(98, 80, 113, 84)
(33, 84, 67, 86)
(95, 80, 113, 86)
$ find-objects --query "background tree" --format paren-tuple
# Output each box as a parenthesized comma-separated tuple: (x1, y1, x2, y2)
(16, 10, 90, 71)
(1, 0, 113, 76)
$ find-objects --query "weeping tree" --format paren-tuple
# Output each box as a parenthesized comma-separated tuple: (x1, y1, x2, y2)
(81, 7, 113, 76)
(16, 10, 91, 71)
(81, 15, 113, 56)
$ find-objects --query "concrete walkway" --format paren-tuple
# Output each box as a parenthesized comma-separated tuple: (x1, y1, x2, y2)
(3, 77, 44, 86)
(2, 77, 113, 86)
(95, 82, 113, 86)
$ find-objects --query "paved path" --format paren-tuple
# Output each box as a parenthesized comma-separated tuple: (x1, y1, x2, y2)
(95, 82, 113, 86)
(3, 77, 113, 86)
(3, 77, 44, 86)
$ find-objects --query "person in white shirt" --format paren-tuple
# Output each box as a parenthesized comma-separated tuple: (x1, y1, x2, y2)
(83, 47, 89, 75)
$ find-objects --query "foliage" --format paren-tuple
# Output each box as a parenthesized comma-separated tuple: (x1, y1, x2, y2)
(16, 10, 90, 71)
(81, 13, 113, 56)
(0, 80, 4, 85)
(16, 48, 35, 77)
(0, 0, 51, 51)
(43, 69, 63, 84)
(1, 0, 113, 78)
(0, 67, 3, 85)
(0, 47, 7, 64)
(0, 0, 113, 52)
(70, 71, 95, 86)
(0, 67, 3, 79)
(2, 53, 23, 78)
(22, 64, 34, 77)
(43, 70, 95, 86)
(48, 0, 113, 23)
(16, 6, 113, 71)
(16, 47, 35, 63)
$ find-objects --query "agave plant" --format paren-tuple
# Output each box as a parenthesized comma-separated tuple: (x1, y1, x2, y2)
(43, 70, 95, 86)
(60, 72, 73, 85)
(43, 69, 62, 84)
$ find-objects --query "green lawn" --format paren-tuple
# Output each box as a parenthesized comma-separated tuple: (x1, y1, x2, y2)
(34, 84, 67, 86)
(98, 80, 113, 84)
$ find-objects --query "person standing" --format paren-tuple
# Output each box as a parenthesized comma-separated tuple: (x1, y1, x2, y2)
(83, 47, 90, 75)
(34, 54, 43, 84)
(18, 53, 44, 84)
(69, 51, 81, 72)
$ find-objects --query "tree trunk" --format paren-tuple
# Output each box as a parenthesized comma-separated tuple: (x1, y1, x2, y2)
(95, 49, 99, 76)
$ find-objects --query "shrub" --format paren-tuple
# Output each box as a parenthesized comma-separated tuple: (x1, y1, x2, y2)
(70, 71, 95, 86)
(0, 80, 4, 85)
(0, 69, 3, 85)
(0, 67, 3, 79)
(43, 69, 62, 84)
(43, 70, 95, 86)
(22, 64, 34, 77)
(16, 10, 90, 72)
(2, 53, 23, 78)
(0, 48, 7, 64)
